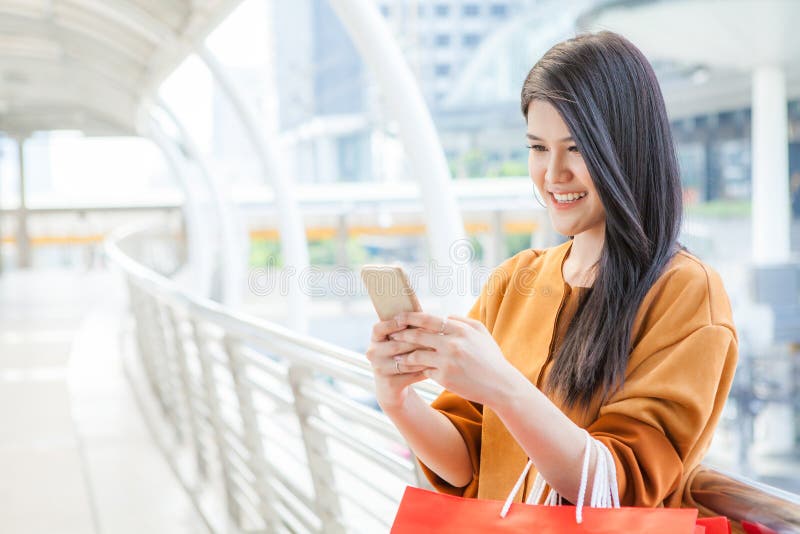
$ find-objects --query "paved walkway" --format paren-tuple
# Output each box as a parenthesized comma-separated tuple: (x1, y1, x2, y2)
(0, 269, 207, 534)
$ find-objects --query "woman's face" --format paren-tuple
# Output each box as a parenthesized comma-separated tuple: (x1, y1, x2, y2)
(527, 100, 605, 238)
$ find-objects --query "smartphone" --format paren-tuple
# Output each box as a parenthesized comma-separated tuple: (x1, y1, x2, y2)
(360, 264, 422, 322)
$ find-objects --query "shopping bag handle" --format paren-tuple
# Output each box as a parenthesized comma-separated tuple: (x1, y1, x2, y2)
(500, 429, 620, 523)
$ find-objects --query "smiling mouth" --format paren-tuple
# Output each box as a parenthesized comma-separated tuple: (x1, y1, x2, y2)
(551, 191, 587, 204)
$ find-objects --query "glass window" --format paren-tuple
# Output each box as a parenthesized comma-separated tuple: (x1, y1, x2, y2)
(434, 4, 450, 17)
(490, 4, 508, 16)
(435, 34, 451, 47)
(463, 33, 481, 47)
(463, 4, 480, 16)
(435, 63, 451, 77)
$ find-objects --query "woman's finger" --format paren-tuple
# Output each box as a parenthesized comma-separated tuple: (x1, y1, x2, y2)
(365, 340, 420, 364)
(389, 327, 448, 351)
(370, 318, 410, 342)
(448, 315, 486, 331)
(384, 356, 429, 376)
(395, 312, 466, 336)
(389, 370, 428, 388)
(404, 349, 438, 369)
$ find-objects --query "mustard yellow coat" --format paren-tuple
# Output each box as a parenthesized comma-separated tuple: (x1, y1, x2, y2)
(418, 239, 738, 508)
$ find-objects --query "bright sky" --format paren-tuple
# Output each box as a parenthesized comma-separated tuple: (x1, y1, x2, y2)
(159, 0, 270, 153)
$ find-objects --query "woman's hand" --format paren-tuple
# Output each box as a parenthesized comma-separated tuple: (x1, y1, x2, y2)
(366, 318, 432, 412)
(389, 312, 520, 407)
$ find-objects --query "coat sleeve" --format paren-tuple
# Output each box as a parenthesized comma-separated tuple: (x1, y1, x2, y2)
(416, 296, 484, 496)
(586, 262, 738, 507)
(416, 253, 525, 496)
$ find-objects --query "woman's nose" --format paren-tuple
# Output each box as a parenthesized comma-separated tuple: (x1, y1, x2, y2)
(546, 159, 570, 183)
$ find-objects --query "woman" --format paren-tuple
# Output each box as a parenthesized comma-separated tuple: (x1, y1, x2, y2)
(365, 31, 737, 509)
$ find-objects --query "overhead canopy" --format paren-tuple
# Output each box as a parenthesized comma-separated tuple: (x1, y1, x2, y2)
(578, 0, 800, 118)
(0, 0, 242, 137)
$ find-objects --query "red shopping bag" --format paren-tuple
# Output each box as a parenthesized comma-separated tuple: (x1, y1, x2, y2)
(391, 486, 700, 534)
(696, 516, 731, 534)
(741, 521, 778, 534)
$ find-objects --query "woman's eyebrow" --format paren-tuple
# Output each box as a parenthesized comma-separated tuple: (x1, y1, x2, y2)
(526, 133, 574, 142)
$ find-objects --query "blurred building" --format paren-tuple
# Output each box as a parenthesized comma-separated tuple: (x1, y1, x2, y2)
(671, 103, 800, 208)
(269, 0, 526, 184)
(271, 0, 371, 184)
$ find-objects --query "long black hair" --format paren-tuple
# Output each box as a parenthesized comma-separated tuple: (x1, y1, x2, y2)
(521, 31, 683, 409)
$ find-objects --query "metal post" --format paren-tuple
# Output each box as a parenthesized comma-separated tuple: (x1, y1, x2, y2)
(137, 291, 173, 423)
(287, 365, 346, 533)
(167, 307, 208, 478)
(152, 300, 185, 442)
(129, 283, 168, 418)
(224, 336, 283, 532)
(16, 137, 31, 268)
(191, 319, 241, 525)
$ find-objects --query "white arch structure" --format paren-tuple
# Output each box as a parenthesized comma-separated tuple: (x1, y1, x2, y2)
(198, 46, 312, 333)
(154, 100, 249, 308)
(146, 119, 215, 299)
(327, 0, 473, 314)
(0, 0, 477, 317)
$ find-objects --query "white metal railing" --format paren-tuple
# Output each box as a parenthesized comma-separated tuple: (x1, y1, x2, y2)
(106, 224, 441, 533)
(108, 224, 800, 534)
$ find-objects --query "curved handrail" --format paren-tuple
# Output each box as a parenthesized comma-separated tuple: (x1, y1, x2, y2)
(106, 223, 442, 533)
(690, 465, 800, 533)
(107, 223, 440, 396)
(107, 224, 800, 533)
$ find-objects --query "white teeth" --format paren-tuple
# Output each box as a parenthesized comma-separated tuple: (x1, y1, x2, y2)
(553, 191, 587, 202)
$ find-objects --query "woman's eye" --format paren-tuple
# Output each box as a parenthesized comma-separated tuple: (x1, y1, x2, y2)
(527, 144, 547, 152)
(568, 145, 581, 154)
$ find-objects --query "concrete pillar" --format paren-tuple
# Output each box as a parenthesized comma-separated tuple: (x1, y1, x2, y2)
(750, 66, 794, 456)
(751, 66, 790, 264)
(16, 137, 31, 269)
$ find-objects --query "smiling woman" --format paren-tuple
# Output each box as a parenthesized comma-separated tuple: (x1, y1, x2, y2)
(526, 100, 605, 251)
(365, 31, 738, 514)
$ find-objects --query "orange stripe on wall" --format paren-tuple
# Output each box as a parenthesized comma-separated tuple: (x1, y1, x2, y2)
(0, 221, 539, 246)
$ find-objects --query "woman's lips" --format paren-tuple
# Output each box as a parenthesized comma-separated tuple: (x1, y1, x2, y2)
(549, 192, 586, 210)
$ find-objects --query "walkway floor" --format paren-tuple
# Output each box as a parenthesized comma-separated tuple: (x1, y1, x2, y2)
(0, 268, 207, 534)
